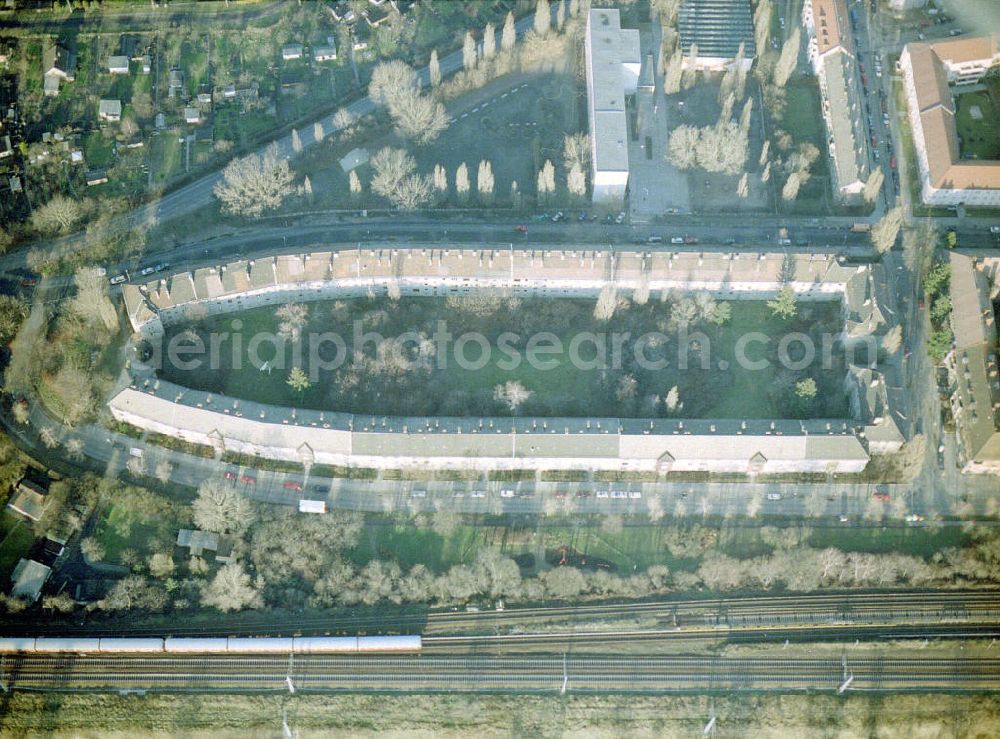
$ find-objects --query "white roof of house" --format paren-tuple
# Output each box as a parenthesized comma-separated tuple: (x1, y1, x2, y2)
(586, 9, 632, 174)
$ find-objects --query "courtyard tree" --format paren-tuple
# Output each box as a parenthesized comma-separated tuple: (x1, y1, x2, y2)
(148, 552, 175, 579)
(494, 381, 532, 413)
(51, 364, 98, 427)
(754, 0, 773, 51)
(31, 195, 81, 235)
(696, 121, 748, 175)
(483, 22, 496, 60)
(276, 302, 309, 342)
(709, 301, 732, 326)
(682, 43, 699, 89)
(392, 174, 432, 210)
(287, 366, 311, 395)
(501, 11, 516, 52)
(371, 147, 432, 208)
(214, 144, 294, 218)
(477, 160, 495, 203)
(871, 205, 904, 254)
(429, 49, 441, 87)
(463, 31, 477, 70)
(534, 0, 551, 35)
(663, 46, 683, 94)
(667, 125, 700, 169)
(202, 563, 262, 612)
(795, 378, 818, 400)
(537, 160, 556, 201)
(782, 171, 802, 201)
(773, 29, 801, 88)
(767, 285, 798, 319)
(863, 166, 884, 204)
(313, 120, 325, 143)
(193, 480, 256, 536)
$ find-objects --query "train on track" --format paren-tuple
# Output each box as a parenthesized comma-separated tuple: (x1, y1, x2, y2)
(0, 635, 422, 654)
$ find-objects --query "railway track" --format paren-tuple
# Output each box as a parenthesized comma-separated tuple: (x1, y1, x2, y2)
(6, 591, 999, 639)
(4, 654, 999, 692)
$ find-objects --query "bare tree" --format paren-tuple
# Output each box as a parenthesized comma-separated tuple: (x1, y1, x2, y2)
(214, 144, 294, 218)
(463, 31, 477, 70)
(759, 139, 771, 167)
(455, 162, 470, 201)
(667, 125, 700, 169)
(483, 22, 496, 60)
(501, 11, 516, 52)
(69, 266, 119, 334)
(388, 90, 449, 144)
(537, 160, 556, 200)
(313, 120, 325, 143)
(276, 302, 309, 343)
(393, 174, 432, 210)
(51, 364, 97, 427)
(754, 0, 773, 51)
(371, 147, 417, 199)
(429, 49, 441, 87)
(349, 169, 362, 197)
(193, 480, 256, 535)
(665, 385, 681, 412)
(155, 459, 173, 484)
(291, 128, 302, 153)
(773, 29, 801, 88)
(31, 195, 81, 235)
(737, 172, 749, 198)
(567, 163, 586, 199)
(594, 284, 618, 321)
(782, 170, 802, 201)
(39, 426, 58, 449)
(563, 132, 590, 172)
(871, 206, 904, 254)
(663, 47, 683, 95)
(494, 381, 532, 413)
(65, 437, 85, 460)
(433, 163, 448, 194)
(534, 0, 551, 35)
(201, 563, 262, 612)
(333, 107, 357, 135)
(739, 96, 754, 134)
(863, 166, 884, 204)
(368, 60, 418, 107)
(81, 537, 105, 562)
(761, 160, 772, 183)
(476, 160, 494, 203)
(556, 0, 565, 29)
(682, 43, 699, 89)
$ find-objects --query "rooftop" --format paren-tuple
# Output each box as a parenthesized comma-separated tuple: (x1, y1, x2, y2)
(678, 0, 756, 59)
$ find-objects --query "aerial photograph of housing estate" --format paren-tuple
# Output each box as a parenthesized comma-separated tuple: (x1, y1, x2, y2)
(0, 0, 999, 734)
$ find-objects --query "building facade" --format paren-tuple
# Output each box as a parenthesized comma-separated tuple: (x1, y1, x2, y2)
(900, 34, 1000, 207)
(584, 8, 640, 205)
(801, 0, 870, 201)
(113, 247, 905, 476)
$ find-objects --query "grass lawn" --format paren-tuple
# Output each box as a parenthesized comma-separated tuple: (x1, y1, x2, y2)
(6, 692, 999, 735)
(778, 81, 832, 214)
(83, 131, 116, 168)
(350, 521, 484, 572)
(158, 297, 850, 420)
(0, 511, 34, 584)
(92, 499, 183, 566)
(955, 91, 1000, 160)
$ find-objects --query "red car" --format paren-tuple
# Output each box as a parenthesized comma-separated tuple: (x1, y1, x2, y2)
(889, 155, 897, 170)
(873, 491, 890, 502)
(223, 471, 237, 481)
(515, 224, 528, 234)
(240, 474, 257, 485)
(283, 480, 303, 491)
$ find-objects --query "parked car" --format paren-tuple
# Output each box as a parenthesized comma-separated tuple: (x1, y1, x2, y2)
(575, 490, 592, 498)
(670, 237, 684, 244)
(283, 480, 303, 491)
(628, 491, 642, 499)
(110, 274, 127, 285)
(223, 470, 237, 481)
(766, 493, 782, 501)
(514, 224, 528, 234)
(596, 491, 609, 499)
(240, 474, 256, 485)
(470, 491, 486, 498)
(139, 266, 156, 276)
(500, 489, 516, 498)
